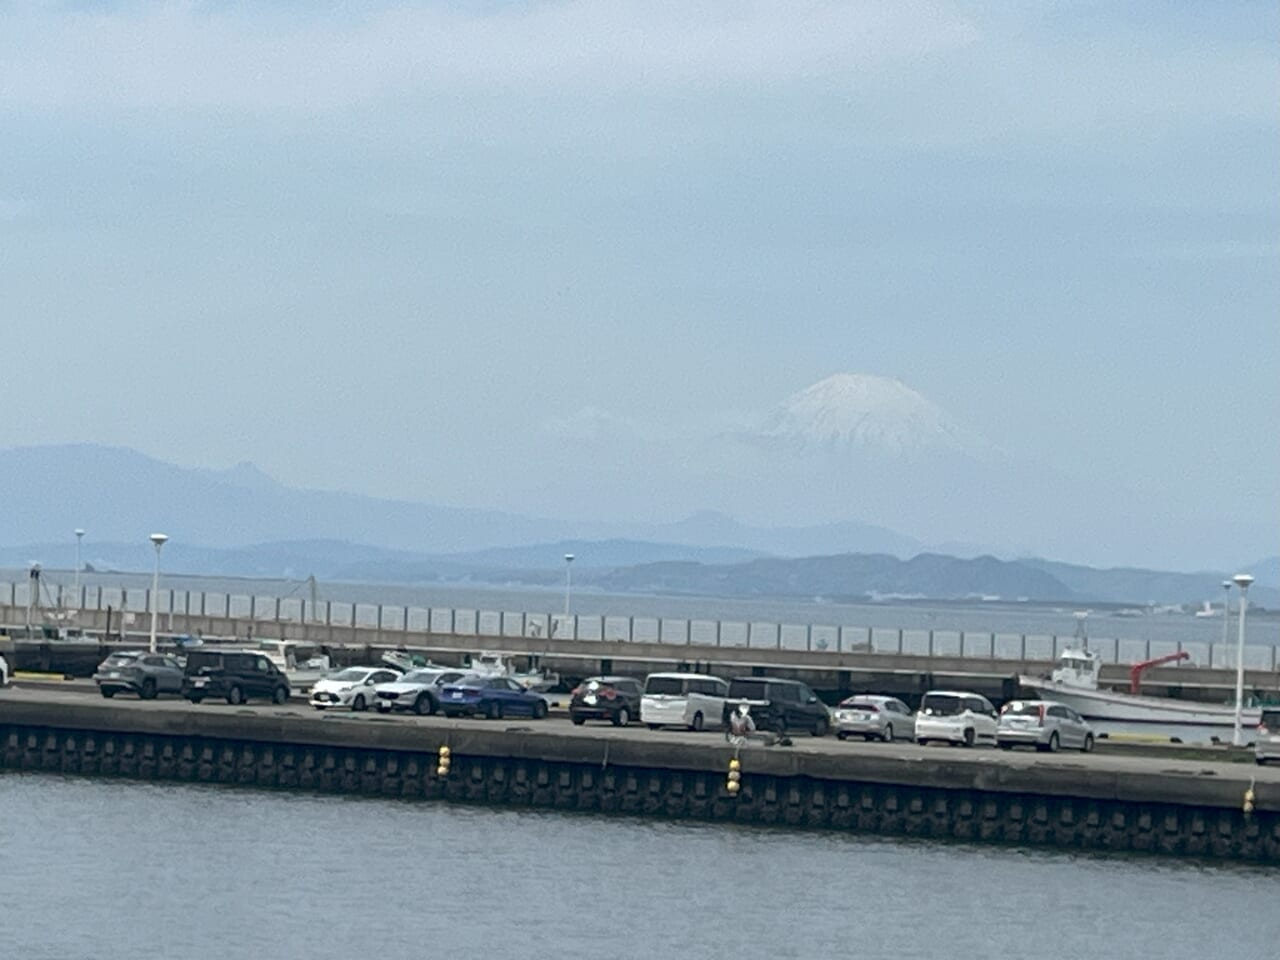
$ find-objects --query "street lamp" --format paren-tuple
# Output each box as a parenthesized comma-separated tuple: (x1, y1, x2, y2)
(148, 533, 169, 654)
(563, 553, 575, 619)
(1231, 572, 1255, 747)
(73, 529, 85, 609)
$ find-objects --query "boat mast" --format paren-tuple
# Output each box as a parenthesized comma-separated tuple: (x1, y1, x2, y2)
(1073, 611, 1089, 652)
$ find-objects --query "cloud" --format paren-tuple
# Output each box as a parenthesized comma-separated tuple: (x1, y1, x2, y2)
(0, 1, 978, 112)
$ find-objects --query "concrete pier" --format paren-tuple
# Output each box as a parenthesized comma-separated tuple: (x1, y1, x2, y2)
(1, 690, 1276, 861)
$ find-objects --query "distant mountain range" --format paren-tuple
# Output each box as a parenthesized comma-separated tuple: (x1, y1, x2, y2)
(1, 442, 1275, 607)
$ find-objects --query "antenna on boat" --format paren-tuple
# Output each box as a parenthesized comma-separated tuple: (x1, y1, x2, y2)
(1073, 610, 1090, 651)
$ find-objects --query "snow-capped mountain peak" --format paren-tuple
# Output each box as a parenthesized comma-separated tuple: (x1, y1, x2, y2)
(757, 373, 982, 456)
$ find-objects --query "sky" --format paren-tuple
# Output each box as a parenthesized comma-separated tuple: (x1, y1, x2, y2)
(1, 1, 1277, 567)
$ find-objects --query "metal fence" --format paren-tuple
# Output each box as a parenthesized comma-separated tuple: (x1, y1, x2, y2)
(4, 580, 1277, 671)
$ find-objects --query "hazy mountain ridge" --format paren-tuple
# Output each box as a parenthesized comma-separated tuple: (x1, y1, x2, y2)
(2, 443, 1275, 606)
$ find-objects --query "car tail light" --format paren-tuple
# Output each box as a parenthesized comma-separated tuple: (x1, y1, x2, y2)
(1038, 704, 1047, 726)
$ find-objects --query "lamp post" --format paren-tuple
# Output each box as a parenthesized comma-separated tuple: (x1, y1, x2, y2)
(563, 553, 575, 619)
(1220, 579, 1232, 649)
(1231, 572, 1255, 747)
(73, 529, 85, 610)
(148, 533, 169, 654)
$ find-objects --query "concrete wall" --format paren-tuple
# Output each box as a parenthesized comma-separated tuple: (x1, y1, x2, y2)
(1, 699, 1275, 861)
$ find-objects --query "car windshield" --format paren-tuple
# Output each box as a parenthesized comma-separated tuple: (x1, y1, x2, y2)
(331, 668, 369, 681)
(920, 694, 964, 716)
(840, 699, 877, 709)
(645, 677, 686, 696)
(1003, 702, 1041, 716)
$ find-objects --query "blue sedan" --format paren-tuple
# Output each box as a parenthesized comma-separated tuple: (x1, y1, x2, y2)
(438, 677, 550, 720)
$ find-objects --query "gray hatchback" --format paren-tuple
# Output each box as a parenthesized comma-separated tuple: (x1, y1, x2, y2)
(997, 699, 1094, 753)
(94, 651, 185, 700)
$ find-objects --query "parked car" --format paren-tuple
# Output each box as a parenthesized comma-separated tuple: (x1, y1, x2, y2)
(438, 676, 550, 719)
(569, 676, 644, 726)
(640, 672, 729, 731)
(94, 651, 184, 700)
(1256, 708, 1280, 765)
(181, 649, 292, 705)
(0, 653, 9, 687)
(915, 690, 998, 747)
(724, 677, 831, 736)
(997, 699, 1095, 752)
(374, 668, 468, 715)
(310, 667, 401, 712)
(833, 695, 916, 742)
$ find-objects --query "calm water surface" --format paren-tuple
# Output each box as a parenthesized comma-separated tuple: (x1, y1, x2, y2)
(0, 773, 1270, 960)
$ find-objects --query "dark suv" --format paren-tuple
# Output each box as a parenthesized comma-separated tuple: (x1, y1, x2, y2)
(569, 676, 644, 726)
(725, 677, 831, 736)
(182, 649, 291, 705)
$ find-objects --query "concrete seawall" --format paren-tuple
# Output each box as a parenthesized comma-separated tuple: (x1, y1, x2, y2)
(2, 697, 1277, 861)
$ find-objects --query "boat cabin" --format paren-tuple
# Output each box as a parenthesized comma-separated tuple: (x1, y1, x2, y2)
(1049, 648, 1101, 690)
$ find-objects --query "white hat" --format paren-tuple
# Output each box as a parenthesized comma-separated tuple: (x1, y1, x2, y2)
(737, 703, 749, 716)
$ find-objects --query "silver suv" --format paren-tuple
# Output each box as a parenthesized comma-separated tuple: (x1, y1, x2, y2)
(997, 699, 1094, 753)
(94, 651, 185, 700)
(1256, 709, 1280, 765)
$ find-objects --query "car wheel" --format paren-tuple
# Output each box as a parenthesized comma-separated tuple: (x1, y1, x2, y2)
(533, 699, 548, 720)
(882, 724, 894, 743)
(140, 678, 157, 700)
(613, 707, 631, 727)
(313, 704, 326, 711)
(837, 731, 848, 741)
(272, 686, 288, 705)
(227, 685, 244, 706)
(690, 711, 705, 732)
(1038, 732, 1059, 753)
(648, 723, 661, 731)
(101, 688, 116, 699)
(811, 716, 828, 737)
(1257, 757, 1267, 766)
(187, 695, 203, 704)
(998, 742, 1013, 750)
(353, 694, 367, 712)
(1082, 734, 1095, 753)
(917, 738, 929, 746)
(571, 715, 586, 726)
(413, 693, 432, 716)
(962, 727, 975, 748)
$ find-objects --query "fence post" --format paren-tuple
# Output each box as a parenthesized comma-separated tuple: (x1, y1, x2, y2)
(715, 620, 721, 647)
(628, 616, 635, 642)
(1020, 634, 1026, 661)
(776, 623, 782, 650)
(806, 624, 813, 651)
(837, 626, 843, 653)
(899, 628, 905, 655)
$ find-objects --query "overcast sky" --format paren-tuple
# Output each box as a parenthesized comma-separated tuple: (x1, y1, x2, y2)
(2, 2, 1276, 564)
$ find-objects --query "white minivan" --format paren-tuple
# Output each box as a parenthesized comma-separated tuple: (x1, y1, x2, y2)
(641, 673, 730, 732)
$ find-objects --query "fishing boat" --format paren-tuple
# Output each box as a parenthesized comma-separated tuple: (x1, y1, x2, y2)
(1021, 646, 1260, 728)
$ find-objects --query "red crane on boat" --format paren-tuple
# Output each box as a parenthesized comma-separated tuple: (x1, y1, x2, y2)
(1129, 651, 1190, 694)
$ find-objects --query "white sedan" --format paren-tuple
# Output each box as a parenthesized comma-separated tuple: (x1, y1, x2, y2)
(833, 695, 917, 742)
(309, 667, 401, 712)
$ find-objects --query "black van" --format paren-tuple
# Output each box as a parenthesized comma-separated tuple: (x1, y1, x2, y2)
(182, 649, 291, 705)
(725, 677, 830, 736)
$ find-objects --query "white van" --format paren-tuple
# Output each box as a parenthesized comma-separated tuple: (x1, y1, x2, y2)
(641, 672, 730, 732)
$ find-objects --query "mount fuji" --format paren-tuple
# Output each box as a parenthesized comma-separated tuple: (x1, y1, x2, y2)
(753, 373, 993, 459)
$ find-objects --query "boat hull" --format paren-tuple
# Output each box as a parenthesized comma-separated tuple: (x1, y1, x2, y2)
(1020, 677, 1261, 727)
